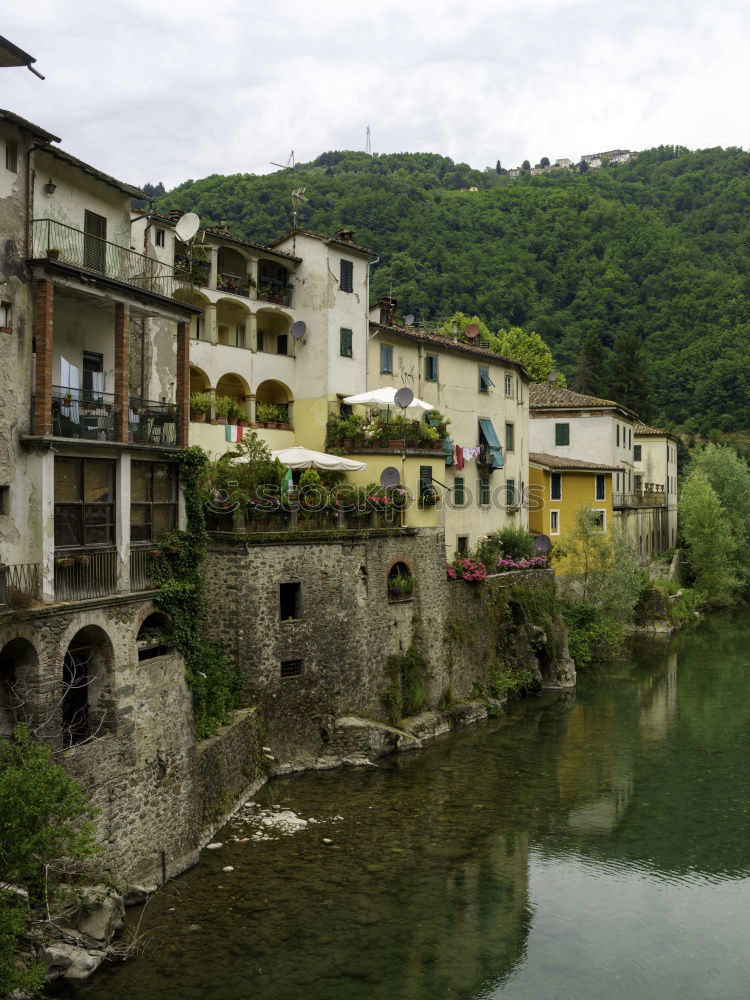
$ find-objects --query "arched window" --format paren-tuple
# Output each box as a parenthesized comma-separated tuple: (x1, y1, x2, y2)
(62, 626, 114, 747)
(0, 638, 37, 738)
(137, 612, 174, 661)
(387, 561, 414, 602)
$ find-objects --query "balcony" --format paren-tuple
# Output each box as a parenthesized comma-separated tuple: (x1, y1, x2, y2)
(128, 398, 179, 446)
(257, 278, 294, 307)
(175, 255, 211, 288)
(52, 387, 117, 441)
(216, 271, 251, 297)
(32, 219, 186, 299)
(0, 563, 42, 610)
(613, 487, 667, 509)
(130, 546, 159, 592)
(54, 548, 117, 602)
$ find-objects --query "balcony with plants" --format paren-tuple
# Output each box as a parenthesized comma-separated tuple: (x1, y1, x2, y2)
(325, 411, 446, 453)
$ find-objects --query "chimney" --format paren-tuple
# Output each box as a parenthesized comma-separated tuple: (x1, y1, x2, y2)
(169, 209, 182, 222)
(336, 227, 355, 243)
(378, 295, 398, 326)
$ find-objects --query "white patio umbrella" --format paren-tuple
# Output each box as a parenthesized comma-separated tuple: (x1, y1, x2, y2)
(265, 445, 367, 471)
(342, 387, 434, 412)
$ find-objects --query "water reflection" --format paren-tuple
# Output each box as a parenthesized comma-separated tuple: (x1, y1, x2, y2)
(66, 610, 750, 1000)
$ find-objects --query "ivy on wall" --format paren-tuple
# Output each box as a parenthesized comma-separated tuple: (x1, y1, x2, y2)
(152, 447, 243, 739)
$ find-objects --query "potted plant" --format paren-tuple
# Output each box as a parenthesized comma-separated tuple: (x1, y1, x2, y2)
(75, 552, 92, 565)
(55, 554, 75, 568)
(62, 391, 73, 405)
(189, 391, 212, 422)
(256, 402, 280, 427)
(47, 248, 61, 260)
(388, 571, 414, 601)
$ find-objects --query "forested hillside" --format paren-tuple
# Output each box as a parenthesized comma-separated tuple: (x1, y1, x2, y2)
(153, 146, 750, 431)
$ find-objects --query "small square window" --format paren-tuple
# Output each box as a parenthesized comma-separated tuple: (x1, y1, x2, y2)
(280, 581, 301, 621)
(504, 373, 514, 397)
(380, 344, 393, 374)
(555, 423, 570, 446)
(5, 141, 18, 173)
(0, 301, 11, 332)
(456, 536, 469, 556)
(592, 510, 606, 531)
(425, 354, 439, 382)
(340, 259, 353, 293)
(280, 659, 304, 678)
(505, 422, 515, 452)
(155, 228, 166, 247)
(340, 327, 353, 357)
(550, 510, 560, 534)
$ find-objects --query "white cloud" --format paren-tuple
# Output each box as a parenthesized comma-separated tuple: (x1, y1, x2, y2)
(2, 0, 748, 189)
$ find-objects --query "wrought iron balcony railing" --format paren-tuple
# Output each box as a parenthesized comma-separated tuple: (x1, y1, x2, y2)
(613, 489, 667, 509)
(128, 398, 179, 446)
(32, 218, 186, 298)
(0, 563, 41, 610)
(52, 386, 117, 441)
(54, 547, 117, 601)
(216, 271, 251, 297)
(130, 546, 159, 592)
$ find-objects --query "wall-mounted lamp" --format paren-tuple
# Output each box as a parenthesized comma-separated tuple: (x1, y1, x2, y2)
(43, 177, 57, 196)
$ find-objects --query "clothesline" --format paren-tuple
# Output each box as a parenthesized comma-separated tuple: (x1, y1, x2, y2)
(453, 445, 482, 470)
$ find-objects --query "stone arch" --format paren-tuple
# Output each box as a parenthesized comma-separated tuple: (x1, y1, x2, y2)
(173, 287, 209, 341)
(0, 637, 38, 738)
(216, 372, 251, 403)
(216, 297, 252, 347)
(255, 378, 293, 404)
(189, 365, 210, 395)
(387, 560, 414, 602)
(62, 625, 115, 747)
(256, 307, 293, 353)
(136, 611, 175, 661)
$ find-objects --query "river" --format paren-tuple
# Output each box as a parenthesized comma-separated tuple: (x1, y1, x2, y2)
(62, 609, 750, 1000)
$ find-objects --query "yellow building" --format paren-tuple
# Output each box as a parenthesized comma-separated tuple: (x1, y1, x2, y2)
(529, 453, 616, 571)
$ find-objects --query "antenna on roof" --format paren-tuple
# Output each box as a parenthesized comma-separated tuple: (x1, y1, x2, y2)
(271, 151, 307, 227)
(465, 323, 480, 340)
(404, 314, 415, 327)
(548, 370, 558, 383)
(366, 124, 372, 156)
(174, 212, 200, 242)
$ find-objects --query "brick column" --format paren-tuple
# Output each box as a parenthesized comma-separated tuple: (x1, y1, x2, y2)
(114, 303, 130, 443)
(33, 279, 54, 435)
(176, 320, 190, 446)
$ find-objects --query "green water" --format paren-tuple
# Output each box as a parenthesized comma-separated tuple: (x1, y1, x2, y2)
(67, 611, 750, 1000)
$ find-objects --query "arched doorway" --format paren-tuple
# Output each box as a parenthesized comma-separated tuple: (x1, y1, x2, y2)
(137, 612, 174, 662)
(62, 626, 114, 748)
(0, 637, 37, 738)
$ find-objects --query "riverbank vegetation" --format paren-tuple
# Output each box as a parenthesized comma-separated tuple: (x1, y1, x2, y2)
(679, 443, 750, 606)
(0, 728, 101, 997)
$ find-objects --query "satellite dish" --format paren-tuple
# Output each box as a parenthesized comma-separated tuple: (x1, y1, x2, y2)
(465, 323, 480, 340)
(394, 387, 414, 409)
(291, 320, 307, 340)
(534, 534, 552, 554)
(380, 466, 400, 488)
(548, 371, 558, 383)
(404, 314, 415, 326)
(174, 212, 200, 242)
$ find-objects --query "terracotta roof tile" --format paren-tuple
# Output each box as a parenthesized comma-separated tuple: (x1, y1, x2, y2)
(270, 227, 378, 259)
(634, 422, 678, 440)
(529, 452, 619, 472)
(529, 383, 638, 419)
(370, 321, 529, 376)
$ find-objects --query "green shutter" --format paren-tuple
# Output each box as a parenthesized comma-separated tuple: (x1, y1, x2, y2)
(340, 328, 353, 357)
(454, 477, 464, 505)
(555, 423, 570, 446)
(506, 479, 516, 506)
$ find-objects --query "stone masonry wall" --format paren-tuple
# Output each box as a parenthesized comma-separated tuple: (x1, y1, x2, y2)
(202, 531, 574, 766)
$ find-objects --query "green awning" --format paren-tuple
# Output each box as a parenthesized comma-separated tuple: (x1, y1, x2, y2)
(478, 419, 505, 468)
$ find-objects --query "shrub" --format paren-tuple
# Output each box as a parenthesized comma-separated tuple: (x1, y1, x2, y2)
(446, 557, 487, 581)
(189, 391, 212, 413)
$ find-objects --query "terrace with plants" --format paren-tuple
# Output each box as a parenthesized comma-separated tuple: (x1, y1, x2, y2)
(325, 409, 450, 453)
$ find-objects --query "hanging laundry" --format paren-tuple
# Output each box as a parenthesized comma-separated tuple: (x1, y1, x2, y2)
(454, 444, 464, 470)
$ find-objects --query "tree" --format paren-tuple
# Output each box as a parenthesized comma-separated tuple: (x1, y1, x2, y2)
(687, 444, 750, 589)
(521, 160, 531, 171)
(436, 311, 492, 342)
(493, 326, 566, 384)
(0, 727, 100, 995)
(679, 468, 737, 603)
(572, 329, 606, 395)
(607, 331, 650, 417)
(495, 159, 502, 174)
(540, 156, 550, 168)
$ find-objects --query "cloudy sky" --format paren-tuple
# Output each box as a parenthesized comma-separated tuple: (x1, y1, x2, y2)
(3, 0, 748, 189)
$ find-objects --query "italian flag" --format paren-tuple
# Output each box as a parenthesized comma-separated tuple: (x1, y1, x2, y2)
(224, 425, 244, 443)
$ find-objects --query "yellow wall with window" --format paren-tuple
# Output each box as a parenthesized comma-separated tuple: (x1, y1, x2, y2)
(529, 462, 613, 574)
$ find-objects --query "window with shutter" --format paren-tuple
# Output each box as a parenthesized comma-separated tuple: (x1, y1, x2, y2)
(419, 465, 433, 500)
(340, 328, 353, 357)
(555, 423, 570, 446)
(479, 477, 490, 506)
(550, 473, 562, 500)
(506, 479, 516, 507)
(505, 422, 515, 452)
(453, 477, 465, 506)
(5, 141, 18, 173)
(340, 259, 353, 292)
(425, 354, 438, 382)
(380, 344, 393, 373)
(504, 373, 513, 396)
(83, 210, 107, 273)
(478, 367, 492, 392)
